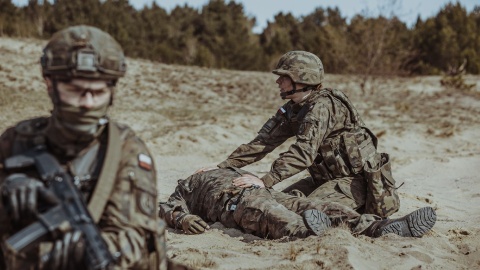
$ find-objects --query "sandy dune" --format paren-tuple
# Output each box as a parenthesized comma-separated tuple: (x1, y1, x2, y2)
(1, 37, 479, 269)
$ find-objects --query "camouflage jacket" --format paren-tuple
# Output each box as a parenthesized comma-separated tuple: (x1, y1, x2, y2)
(218, 89, 378, 188)
(0, 117, 164, 269)
(159, 167, 253, 229)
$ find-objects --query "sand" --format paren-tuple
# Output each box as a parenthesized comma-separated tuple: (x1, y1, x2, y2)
(1, 37, 479, 270)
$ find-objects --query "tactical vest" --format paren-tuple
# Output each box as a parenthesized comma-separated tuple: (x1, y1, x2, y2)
(4, 117, 168, 269)
(10, 117, 104, 201)
(307, 89, 379, 184)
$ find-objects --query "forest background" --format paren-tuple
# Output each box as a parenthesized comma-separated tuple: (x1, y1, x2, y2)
(1, 0, 479, 77)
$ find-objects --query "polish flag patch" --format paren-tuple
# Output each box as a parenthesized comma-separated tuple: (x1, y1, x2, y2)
(138, 154, 152, 171)
(277, 107, 286, 114)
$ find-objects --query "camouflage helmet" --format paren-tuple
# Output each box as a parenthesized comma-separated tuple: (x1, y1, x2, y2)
(41, 25, 126, 82)
(272, 51, 324, 85)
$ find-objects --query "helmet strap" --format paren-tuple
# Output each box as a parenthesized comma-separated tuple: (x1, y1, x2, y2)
(50, 79, 62, 106)
(280, 85, 314, 99)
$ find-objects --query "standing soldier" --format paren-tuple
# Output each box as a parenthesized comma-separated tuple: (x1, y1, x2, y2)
(0, 25, 168, 269)
(214, 51, 413, 220)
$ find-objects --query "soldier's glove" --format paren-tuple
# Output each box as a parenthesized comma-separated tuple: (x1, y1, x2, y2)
(40, 230, 86, 270)
(176, 214, 209, 234)
(1, 173, 59, 222)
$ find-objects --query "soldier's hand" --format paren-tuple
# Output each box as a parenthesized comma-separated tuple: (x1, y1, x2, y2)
(1, 173, 59, 221)
(232, 174, 265, 188)
(40, 230, 85, 270)
(178, 214, 209, 234)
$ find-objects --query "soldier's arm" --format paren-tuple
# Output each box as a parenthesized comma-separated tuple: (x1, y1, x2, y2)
(97, 135, 161, 269)
(261, 104, 330, 187)
(158, 178, 194, 229)
(218, 113, 294, 168)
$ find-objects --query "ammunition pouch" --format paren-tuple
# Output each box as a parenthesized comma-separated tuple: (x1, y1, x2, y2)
(363, 153, 401, 218)
(310, 129, 378, 184)
(308, 159, 332, 186)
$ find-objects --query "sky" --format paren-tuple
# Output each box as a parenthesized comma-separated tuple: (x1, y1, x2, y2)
(11, 0, 479, 33)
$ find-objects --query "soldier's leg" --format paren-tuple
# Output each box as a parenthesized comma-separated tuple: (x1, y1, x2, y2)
(271, 190, 361, 226)
(272, 190, 385, 234)
(307, 175, 367, 212)
(302, 209, 331, 236)
(348, 213, 381, 234)
(271, 188, 432, 237)
(232, 189, 320, 239)
(361, 207, 436, 238)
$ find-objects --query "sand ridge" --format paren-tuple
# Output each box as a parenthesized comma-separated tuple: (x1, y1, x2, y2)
(1, 37, 479, 269)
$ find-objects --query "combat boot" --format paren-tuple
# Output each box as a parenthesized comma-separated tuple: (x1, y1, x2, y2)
(365, 207, 436, 238)
(302, 209, 331, 236)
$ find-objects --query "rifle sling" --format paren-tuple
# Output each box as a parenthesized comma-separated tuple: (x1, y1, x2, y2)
(88, 122, 121, 223)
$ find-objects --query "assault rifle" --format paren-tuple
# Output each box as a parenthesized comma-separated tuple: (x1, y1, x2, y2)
(4, 146, 117, 269)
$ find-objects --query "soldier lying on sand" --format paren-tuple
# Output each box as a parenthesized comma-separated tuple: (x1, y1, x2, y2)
(159, 167, 436, 239)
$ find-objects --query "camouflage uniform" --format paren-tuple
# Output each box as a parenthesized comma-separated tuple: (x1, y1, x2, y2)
(218, 51, 393, 218)
(218, 88, 379, 212)
(0, 118, 167, 269)
(159, 168, 377, 239)
(0, 25, 171, 270)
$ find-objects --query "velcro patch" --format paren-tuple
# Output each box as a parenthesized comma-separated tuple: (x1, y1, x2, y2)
(138, 153, 152, 171)
(138, 192, 155, 216)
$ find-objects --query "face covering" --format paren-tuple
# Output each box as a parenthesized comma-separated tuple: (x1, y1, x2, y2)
(46, 100, 109, 157)
(54, 101, 109, 134)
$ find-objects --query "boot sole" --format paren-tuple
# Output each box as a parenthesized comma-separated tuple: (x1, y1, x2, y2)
(302, 209, 332, 236)
(379, 207, 436, 237)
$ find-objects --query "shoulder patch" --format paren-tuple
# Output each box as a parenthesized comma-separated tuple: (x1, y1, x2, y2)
(138, 153, 152, 171)
(138, 191, 155, 216)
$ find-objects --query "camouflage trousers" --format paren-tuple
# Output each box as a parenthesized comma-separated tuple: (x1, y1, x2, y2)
(282, 175, 380, 233)
(218, 187, 369, 239)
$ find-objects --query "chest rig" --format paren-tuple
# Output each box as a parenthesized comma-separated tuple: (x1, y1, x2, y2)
(293, 89, 379, 183)
(9, 117, 106, 201)
(283, 102, 312, 133)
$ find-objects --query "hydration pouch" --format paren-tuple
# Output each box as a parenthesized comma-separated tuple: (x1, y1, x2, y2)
(363, 153, 400, 218)
(342, 129, 377, 174)
(319, 136, 352, 178)
(342, 132, 363, 173)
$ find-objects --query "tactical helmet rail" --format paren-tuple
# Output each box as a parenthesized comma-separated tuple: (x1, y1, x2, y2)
(41, 25, 126, 83)
(272, 51, 324, 86)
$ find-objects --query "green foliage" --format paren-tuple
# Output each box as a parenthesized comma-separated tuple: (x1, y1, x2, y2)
(0, 0, 32, 36)
(43, 0, 102, 34)
(1, 0, 479, 75)
(24, 0, 51, 37)
(346, 15, 411, 75)
(294, 7, 352, 74)
(194, 0, 263, 70)
(409, 3, 480, 75)
(260, 12, 298, 63)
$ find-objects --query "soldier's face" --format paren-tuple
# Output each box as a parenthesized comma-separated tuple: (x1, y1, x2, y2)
(276, 75, 310, 103)
(54, 79, 112, 108)
(276, 75, 294, 97)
